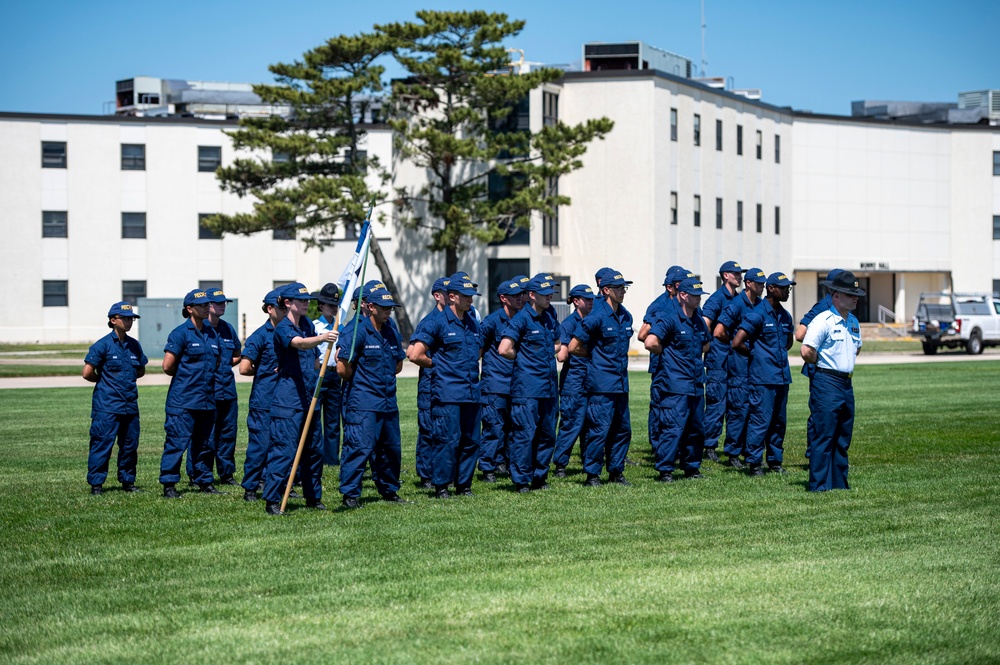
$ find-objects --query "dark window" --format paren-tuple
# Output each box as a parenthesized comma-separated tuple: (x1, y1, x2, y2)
(737, 125, 743, 155)
(487, 258, 530, 314)
(756, 203, 762, 233)
(670, 108, 677, 141)
(43, 280, 68, 307)
(121, 144, 145, 170)
(670, 192, 678, 225)
(693, 195, 701, 227)
(716, 198, 723, 229)
(199, 213, 221, 240)
(775, 135, 781, 164)
(273, 224, 296, 240)
(198, 146, 222, 172)
(273, 280, 292, 290)
(122, 212, 146, 239)
(543, 91, 559, 127)
(273, 151, 290, 164)
(693, 114, 701, 146)
(775, 206, 781, 234)
(122, 280, 146, 306)
(348, 149, 367, 175)
(994, 152, 1000, 176)
(42, 211, 67, 238)
(488, 172, 528, 245)
(756, 130, 762, 159)
(199, 280, 223, 292)
(42, 141, 66, 168)
(716, 119, 722, 151)
(994, 216, 1000, 240)
(737, 200, 744, 231)
(543, 177, 559, 247)
(993, 280, 1000, 298)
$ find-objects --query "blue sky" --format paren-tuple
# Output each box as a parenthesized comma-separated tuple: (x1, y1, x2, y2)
(1, 0, 997, 116)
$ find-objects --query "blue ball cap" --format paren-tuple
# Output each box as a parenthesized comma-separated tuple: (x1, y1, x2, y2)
(351, 286, 361, 302)
(678, 277, 708, 296)
(527, 273, 557, 295)
(262, 288, 283, 307)
(362, 279, 400, 307)
(183, 289, 213, 307)
(665, 266, 693, 285)
(766, 272, 797, 287)
(280, 282, 316, 300)
(107, 301, 140, 319)
(446, 272, 480, 296)
(207, 289, 232, 303)
(744, 268, 767, 284)
(497, 277, 525, 297)
(719, 260, 746, 274)
(568, 284, 596, 300)
(431, 276, 450, 294)
(595, 267, 632, 288)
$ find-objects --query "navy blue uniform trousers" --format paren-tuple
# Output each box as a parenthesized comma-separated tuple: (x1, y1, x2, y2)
(184, 398, 237, 481)
(479, 393, 511, 473)
(723, 382, 749, 459)
(509, 397, 557, 487)
(415, 408, 433, 481)
(263, 410, 323, 503)
(743, 385, 788, 468)
(241, 407, 269, 492)
(808, 372, 854, 491)
(430, 402, 481, 489)
(340, 410, 401, 499)
(582, 393, 631, 476)
(651, 393, 705, 475)
(553, 392, 587, 468)
(161, 409, 215, 486)
(703, 369, 728, 448)
(319, 374, 343, 466)
(88, 413, 139, 486)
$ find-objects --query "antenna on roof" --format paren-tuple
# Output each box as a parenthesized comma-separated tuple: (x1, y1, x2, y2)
(700, 0, 708, 77)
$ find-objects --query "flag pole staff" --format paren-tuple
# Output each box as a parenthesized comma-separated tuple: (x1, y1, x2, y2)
(281, 200, 375, 513)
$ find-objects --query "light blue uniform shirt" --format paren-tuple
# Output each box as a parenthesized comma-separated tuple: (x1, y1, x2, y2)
(803, 306, 863, 374)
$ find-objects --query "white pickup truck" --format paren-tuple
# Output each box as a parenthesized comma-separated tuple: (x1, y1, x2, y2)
(911, 292, 1000, 355)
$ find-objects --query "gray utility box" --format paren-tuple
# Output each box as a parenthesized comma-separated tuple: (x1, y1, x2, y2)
(136, 298, 240, 359)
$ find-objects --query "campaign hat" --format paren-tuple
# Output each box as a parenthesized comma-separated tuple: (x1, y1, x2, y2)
(823, 270, 867, 297)
(311, 283, 342, 306)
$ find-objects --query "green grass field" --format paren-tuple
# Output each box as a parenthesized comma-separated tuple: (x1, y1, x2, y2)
(1, 363, 998, 664)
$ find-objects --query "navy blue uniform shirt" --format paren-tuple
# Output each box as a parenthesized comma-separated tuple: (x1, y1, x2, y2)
(410, 306, 482, 403)
(738, 299, 794, 385)
(271, 316, 320, 415)
(339, 316, 406, 413)
(479, 307, 514, 396)
(649, 307, 710, 396)
(242, 321, 279, 411)
(211, 319, 241, 400)
(85, 332, 148, 417)
(643, 292, 675, 374)
(558, 313, 589, 394)
(411, 309, 440, 409)
(164, 320, 220, 414)
(575, 299, 633, 394)
(701, 286, 737, 371)
(718, 293, 758, 379)
(502, 305, 559, 399)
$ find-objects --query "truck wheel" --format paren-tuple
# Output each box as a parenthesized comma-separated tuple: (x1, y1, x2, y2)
(922, 341, 938, 355)
(966, 332, 983, 355)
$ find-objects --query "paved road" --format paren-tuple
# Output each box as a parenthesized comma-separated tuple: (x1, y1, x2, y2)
(1, 348, 997, 390)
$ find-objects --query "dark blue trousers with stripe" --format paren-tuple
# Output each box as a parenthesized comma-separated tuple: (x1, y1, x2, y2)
(808, 372, 854, 491)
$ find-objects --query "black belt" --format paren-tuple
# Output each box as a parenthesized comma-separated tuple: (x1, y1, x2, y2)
(815, 366, 853, 380)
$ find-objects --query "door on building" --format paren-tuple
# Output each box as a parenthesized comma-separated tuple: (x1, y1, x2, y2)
(487, 259, 530, 315)
(855, 277, 870, 323)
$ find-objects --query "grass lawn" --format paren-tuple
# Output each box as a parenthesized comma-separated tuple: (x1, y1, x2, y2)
(1, 363, 998, 664)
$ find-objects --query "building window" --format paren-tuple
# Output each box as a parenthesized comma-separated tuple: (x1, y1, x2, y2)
(756, 203, 762, 233)
(272, 280, 292, 290)
(775, 206, 781, 234)
(994, 280, 1000, 297)
(542, 177, 559, 247)
(199, 213, 221, 240)
(716, 198, 723, 229)
(199, 280, 223, 292)
(994, 152, 1000, 176)
(670, 192, 678, 225)
(122, 280, 146, 306)
(42, 141, 67, 169)
(121, 144, 145, 170)
(716, 119, 723, 151)
(273, 225, 296, 240)
(693, 195, 701, 227)
(775, 135, 781, 164)
(42, 211, 67, 238)
(693, 114, 701, 146)
(994, 215, 1000, 240)
(543, 91, 559, 127)
(737, 200, 744, 231)
(670, 108, 677, 141)
(122, 212, 146, 239)
(43, 280, 68, 307)
(198, 146, 222, 172)
(737, 125, 743, 155)
(756, 130, 762, 159)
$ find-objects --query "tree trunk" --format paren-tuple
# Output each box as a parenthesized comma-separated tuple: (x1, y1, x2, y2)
(446, 245, 459, 277)
(369, 233, 414, 341)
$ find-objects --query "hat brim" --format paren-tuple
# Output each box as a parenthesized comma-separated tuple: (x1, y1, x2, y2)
(681, 289, 707, 296)
(449, 289, 481, 296)
(823, 280, 866, 297)
(531, 288, 557, 295)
